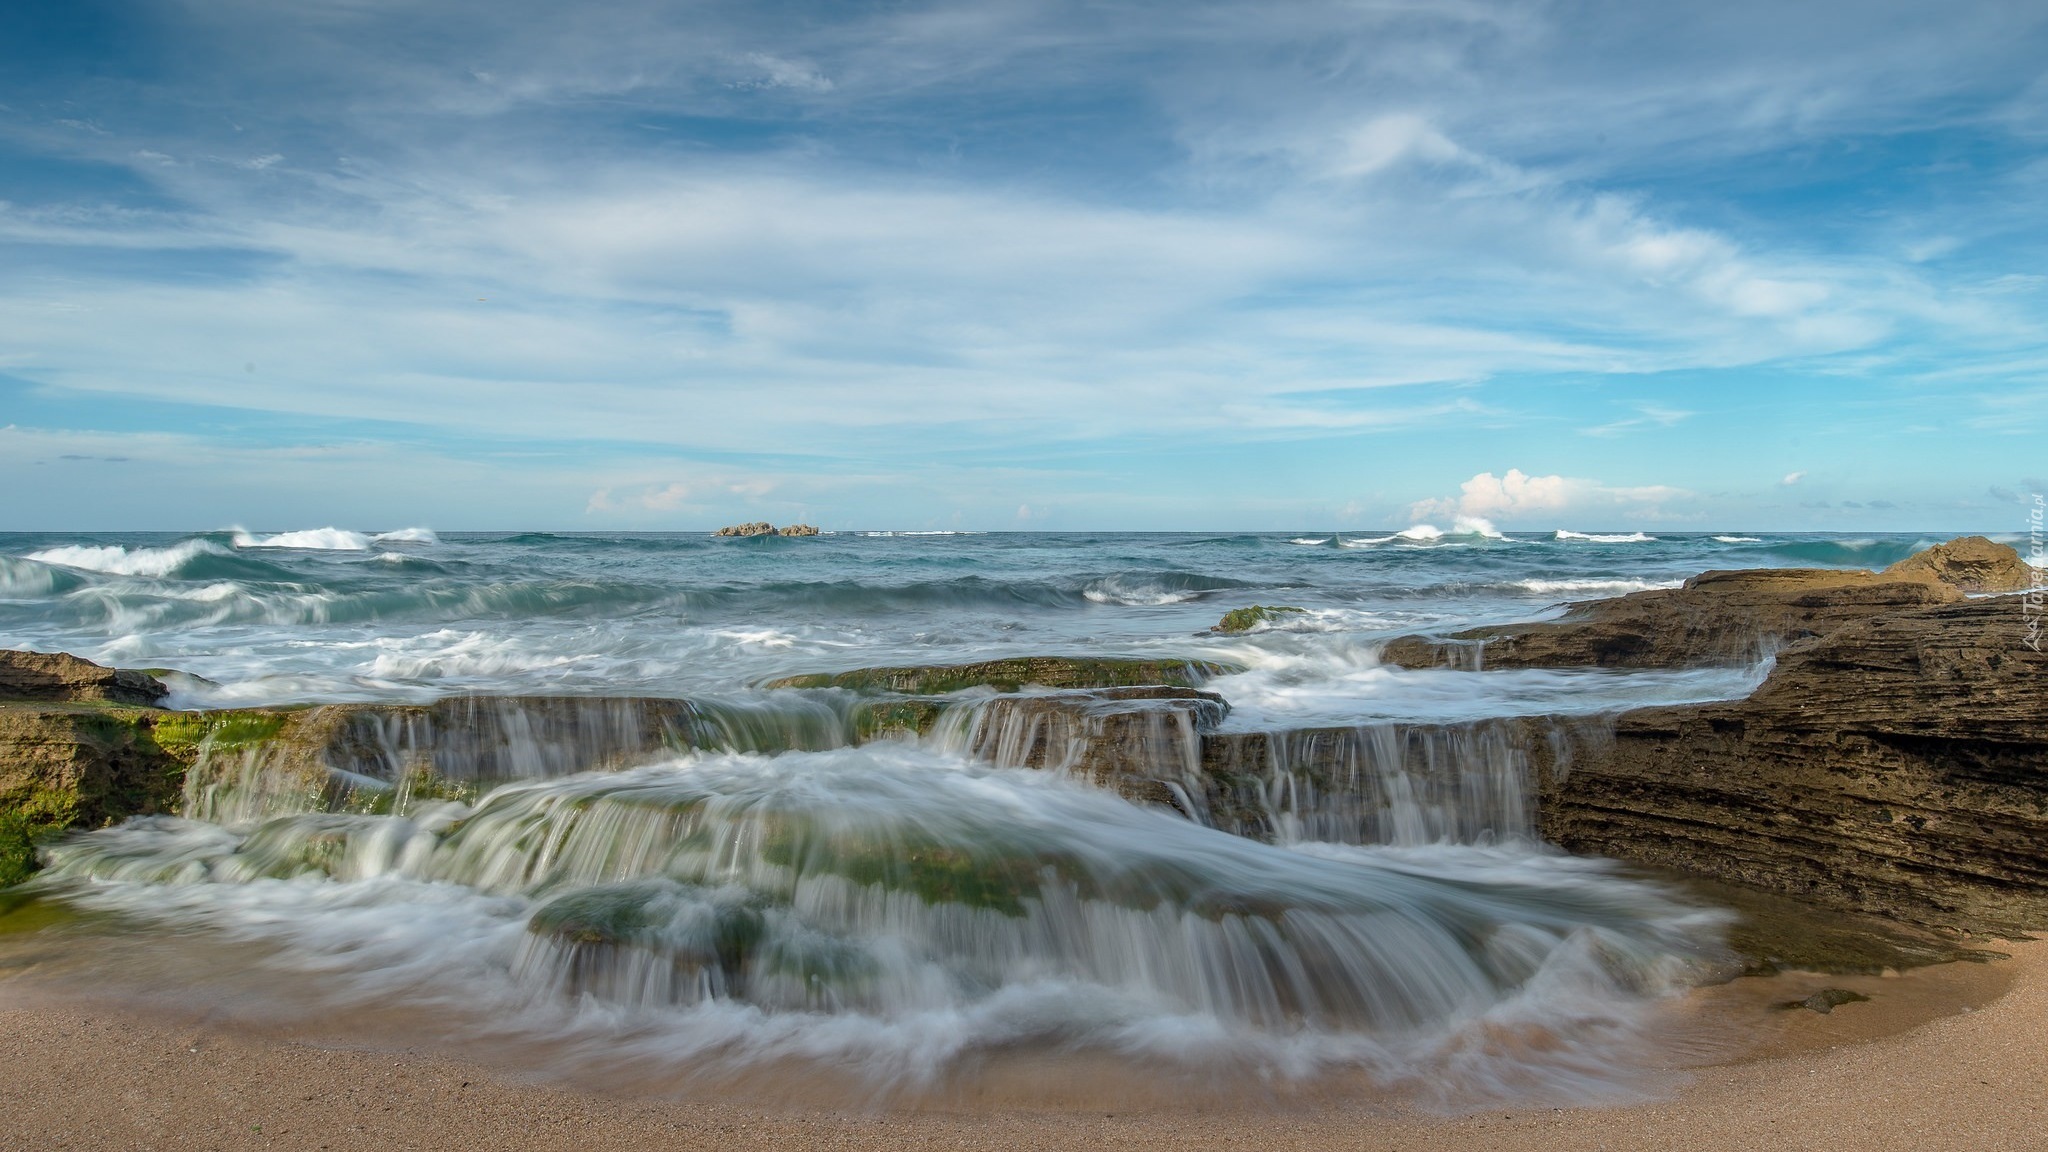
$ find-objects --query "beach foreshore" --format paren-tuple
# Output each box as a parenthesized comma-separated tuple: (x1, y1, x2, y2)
(3, 939, 2040, 1151)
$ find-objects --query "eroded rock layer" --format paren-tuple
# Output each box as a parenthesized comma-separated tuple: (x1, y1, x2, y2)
(1537, 596, 2048, 933)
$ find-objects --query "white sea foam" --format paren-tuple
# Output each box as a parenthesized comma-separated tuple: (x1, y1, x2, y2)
(1340, 525, 1441, 547)
(1712, 536, 1763, 543)
(711, 627, 803, 649)
(1511, 578, 1682, 596)
(858, 530, 981, 537)
(1451, 516, 1507, 539)
(372, 527, 440, 544)
(1343, 519, 1508, 547)
(1081, 575, 1207, 606)
(233, 527, 374, 550)
(1287, 537, 1331, 546)
(26, 538, 228, 577)
(1554, 530, 1656, 543)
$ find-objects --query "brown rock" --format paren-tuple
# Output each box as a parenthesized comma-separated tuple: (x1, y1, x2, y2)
(762, 657, 1241, 693)
(777, 524, 820, 537)
(0, 650, 167, 707)
(1536, 595, 2048, 933)
(1381, 537, 2036, 671)
(0, 704, 193, 847)
(714, 522, 776, 537)
(1881, 534, 2037, 594)
(1380, 569, 1959, 669)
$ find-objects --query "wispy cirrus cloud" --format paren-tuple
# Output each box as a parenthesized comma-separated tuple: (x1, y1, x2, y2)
(0, 0, 2042, 528)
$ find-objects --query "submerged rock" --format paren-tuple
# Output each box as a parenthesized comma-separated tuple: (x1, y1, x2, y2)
(762, 656, 1241, 694)
(1880, 534, 2037, 594)
(1212, 605, 1305, 634)
(1781, 988, 1871, 1014)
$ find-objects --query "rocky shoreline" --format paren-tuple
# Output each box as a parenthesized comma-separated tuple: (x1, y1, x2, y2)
(4, 535, 2044, 964)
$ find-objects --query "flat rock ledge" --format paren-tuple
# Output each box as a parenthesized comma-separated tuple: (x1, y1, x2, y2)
(1380, 535, 2031, 670)
(761, 656, 1241, 694)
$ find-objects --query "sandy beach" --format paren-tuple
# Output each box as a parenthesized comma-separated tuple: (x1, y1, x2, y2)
(2, 938, 2040, 1152)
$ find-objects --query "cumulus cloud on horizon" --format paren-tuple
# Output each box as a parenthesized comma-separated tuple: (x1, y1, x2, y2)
(1410, 469, 1692, 527)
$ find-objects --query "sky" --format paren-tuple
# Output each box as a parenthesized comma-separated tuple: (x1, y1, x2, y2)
(2, 0, 2045, 532)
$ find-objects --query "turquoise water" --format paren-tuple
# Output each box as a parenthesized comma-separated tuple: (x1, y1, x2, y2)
(0, 527, 1937, 717)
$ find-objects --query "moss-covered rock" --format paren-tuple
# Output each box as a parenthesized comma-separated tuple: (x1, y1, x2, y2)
(1212, 605, 1306, 634)
(0, 813, 36, 888)
(763, 656, 1240, 694)
(0, 702, 302, 854)
(850, 698, 947, 740)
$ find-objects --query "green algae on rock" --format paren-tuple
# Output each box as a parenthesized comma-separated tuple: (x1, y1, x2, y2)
(0, 813, 36, 888)
(1212, 605, 1305, 634)
(762, 656, 1240, 694)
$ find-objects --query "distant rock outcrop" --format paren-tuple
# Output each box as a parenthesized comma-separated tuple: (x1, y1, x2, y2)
(714, 522, 820, 537)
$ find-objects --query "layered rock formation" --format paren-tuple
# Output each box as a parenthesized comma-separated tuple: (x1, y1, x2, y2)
(1536, 595, 2048, 933)
(762, 656, 1239, 694)
(1379, 538, 2033, 670)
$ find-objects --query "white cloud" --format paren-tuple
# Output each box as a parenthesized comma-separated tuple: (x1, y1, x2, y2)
(1782, 471, 1807, 486)
(1410, 469, 1692, 525)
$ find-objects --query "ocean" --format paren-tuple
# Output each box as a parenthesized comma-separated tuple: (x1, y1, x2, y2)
(0, 526, 1943, 716)
(0, 526, 1961, 1106)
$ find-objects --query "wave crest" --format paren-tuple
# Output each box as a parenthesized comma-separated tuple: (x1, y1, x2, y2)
(1554, 530, 1656, 543)
(233, 527, 374, 550)
(26, 538, 231, 577)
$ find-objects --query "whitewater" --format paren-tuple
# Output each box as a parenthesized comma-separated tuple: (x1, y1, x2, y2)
(0, 527, 1955, 1106)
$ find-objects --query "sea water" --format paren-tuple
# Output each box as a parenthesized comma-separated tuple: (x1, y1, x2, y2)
(0, 527, 1943, 1105)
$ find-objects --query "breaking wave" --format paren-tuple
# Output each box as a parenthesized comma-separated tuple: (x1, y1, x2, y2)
(1554, 531, 1656, 543)
(27, 538, 232, 577)
(232, 527, 375, 550)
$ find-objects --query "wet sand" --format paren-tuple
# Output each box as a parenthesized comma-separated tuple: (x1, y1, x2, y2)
(1, 938, 2041, 1151)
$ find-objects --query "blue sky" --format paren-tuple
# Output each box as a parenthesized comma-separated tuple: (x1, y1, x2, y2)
(2, 0, 2044, 531)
